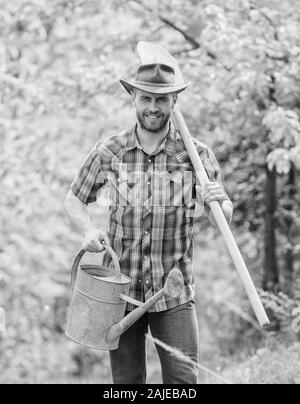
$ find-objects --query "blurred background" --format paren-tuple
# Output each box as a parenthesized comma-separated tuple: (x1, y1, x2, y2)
(0, 0, 300, 384)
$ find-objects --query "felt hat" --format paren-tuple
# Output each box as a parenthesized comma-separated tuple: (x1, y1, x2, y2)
(120, 63, 190, 95)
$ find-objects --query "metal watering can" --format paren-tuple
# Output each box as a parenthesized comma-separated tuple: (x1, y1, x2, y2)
(66, 243, 184, 350)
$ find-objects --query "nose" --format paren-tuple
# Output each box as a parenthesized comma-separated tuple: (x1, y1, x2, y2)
(149, 100, 159, 113)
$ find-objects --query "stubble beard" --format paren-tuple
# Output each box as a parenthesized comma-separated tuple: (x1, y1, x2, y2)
(137, 111, 171, 133)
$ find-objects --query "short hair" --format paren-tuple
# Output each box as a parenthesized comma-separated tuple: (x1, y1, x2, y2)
(130, 89, 178, 103)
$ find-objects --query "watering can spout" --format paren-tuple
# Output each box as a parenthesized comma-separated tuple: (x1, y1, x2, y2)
(106, 268, 184, 343)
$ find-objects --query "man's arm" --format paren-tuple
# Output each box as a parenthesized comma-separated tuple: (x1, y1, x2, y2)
(64, 190, 93, 233)
(64, 190, 109, 252)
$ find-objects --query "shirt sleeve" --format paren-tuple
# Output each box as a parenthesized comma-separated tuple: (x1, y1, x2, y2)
(71, 144, 106, 204)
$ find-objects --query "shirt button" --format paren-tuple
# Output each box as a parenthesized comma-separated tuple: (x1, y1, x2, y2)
(147, 181, 151, 185)
(145, 280, 150, 286)
(148, 159, 152, 163)
(145, 230, 149, 235)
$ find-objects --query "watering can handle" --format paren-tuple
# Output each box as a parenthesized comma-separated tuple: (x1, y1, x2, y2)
(71, 243, 122, 287)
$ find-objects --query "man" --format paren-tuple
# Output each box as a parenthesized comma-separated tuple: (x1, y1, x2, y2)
(65, 61, 233, 384)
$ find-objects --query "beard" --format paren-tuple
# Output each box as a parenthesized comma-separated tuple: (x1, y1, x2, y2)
(137, 110, 171, 132)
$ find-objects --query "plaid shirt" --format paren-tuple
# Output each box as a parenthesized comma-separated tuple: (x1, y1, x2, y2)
(71, 123, 229, 312)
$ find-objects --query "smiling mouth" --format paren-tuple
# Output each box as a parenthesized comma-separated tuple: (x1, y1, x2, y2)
(145, 115, 162, 120)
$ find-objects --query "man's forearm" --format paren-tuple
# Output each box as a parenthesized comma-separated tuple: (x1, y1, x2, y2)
(64, 190, 94, 233)
(205, 200, 233, 228)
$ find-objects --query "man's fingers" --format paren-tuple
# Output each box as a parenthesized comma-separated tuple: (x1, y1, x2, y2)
(82, 228, 110, 253)
(204, 182, 227, 203)
(205, 192, 227, 203)
(204, 182, 219, 192)
(83, 239, 105, 253)
(205, 197, 224, 204)
(94, 239, 105, 251)
(98, 233, 110, 248)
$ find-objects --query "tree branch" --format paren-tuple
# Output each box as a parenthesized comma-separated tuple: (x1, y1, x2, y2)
(265, 52, 290, 63)
(158, 16, 200, 49)
(130, 0, 223, 64)
(249, 2, 279, 41)
(249, 1, 294, 66)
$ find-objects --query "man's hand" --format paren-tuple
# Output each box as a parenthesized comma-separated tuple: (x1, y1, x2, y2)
(203, 181, 228, 204)
(196, 182, 233, 227)
(82, 227, 110, 253)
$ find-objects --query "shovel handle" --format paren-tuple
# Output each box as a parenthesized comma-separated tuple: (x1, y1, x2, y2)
(71, 244, 122, 287)
(173, 104, 270, 328)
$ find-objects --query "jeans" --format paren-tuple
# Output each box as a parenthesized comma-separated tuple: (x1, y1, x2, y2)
(109, 301, 199, 384)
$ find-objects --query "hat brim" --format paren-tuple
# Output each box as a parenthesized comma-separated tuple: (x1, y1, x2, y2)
(120, 79, 190, 95)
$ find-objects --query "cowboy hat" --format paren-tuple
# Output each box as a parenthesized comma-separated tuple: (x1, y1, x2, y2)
(120, 63, 190, 95)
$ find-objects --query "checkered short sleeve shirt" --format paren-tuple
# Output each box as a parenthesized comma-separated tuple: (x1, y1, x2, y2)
(71, 124, 229, 312)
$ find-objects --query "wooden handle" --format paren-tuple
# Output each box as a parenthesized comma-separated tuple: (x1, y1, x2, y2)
(107, 289, 165, 342)
(173, 105, 270, 328)
(108, 268, 184, 341)
(107, 269, 184, 341)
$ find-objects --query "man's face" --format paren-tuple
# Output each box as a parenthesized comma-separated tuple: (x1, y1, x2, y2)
(131, 89, 177, 132)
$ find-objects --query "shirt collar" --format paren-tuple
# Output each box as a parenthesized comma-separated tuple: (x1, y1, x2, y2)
(125, 122, 177, 157)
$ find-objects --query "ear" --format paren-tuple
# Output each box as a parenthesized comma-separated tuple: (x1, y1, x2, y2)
(130, 90, 136, 103)
(172, 93, 178, 107)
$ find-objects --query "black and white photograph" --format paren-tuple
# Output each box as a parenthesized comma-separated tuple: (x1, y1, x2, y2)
(0, 0, 300, 387)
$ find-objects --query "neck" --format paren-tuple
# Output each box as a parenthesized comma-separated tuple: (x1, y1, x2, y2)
(136, 121, 171, 152)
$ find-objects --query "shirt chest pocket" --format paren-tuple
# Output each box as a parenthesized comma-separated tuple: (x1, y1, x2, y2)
(126, 172, 147, 205)
(163, 171, 195, 208)
(105, 172, 128, 206)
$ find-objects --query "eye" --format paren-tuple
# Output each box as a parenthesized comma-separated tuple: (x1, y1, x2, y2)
(157, 97, 168, 103)
(140, 96, 151, 102)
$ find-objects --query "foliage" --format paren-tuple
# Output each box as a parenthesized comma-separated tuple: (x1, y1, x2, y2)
(221, 340, 300, 384)
(264, 106, 300, 174)
(0, 0, 299, 384)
